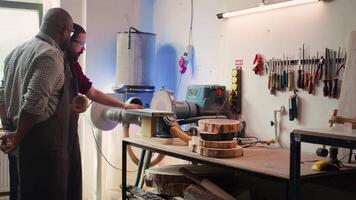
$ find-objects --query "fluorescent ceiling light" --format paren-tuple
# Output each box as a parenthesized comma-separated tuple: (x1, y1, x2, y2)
(217, 0, 320, 19)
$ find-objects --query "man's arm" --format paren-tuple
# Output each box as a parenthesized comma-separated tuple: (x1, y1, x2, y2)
(85, 86, 142, 109)
(0, 109, 38, 153)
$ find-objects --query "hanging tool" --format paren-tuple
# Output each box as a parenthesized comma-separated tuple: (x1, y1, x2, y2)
(253, 53, 264, 75)
(297, 46, 305, 89)
(288, 58, 295, 91)
(336, 50, 346, 76)
(283, 58, 288, 90)
(270, 59, 276, 95)
(265, 59, 270, 74)
(289, 90, 299, 121)
(314, 52, 324, 85)
(297, 48, 302, 88)
(308, 57, 315, 94)
(328, 49, 335, 97)
(332, 47, 341, 98)
(268, 62, 272, 90)
(275, 60, 280, 91)
(323, 48, 329, 97)
(304, 56, 311, 90)
(280, 59, 285, 90)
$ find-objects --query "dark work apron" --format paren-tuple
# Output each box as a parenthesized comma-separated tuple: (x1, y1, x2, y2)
(18, 60, 82, 200)
(66, 60, 82, 200)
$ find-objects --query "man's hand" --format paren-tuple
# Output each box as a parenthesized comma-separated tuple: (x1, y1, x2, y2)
(124, 103, 143, 110)
(0, 132, 17, 154)
(71, 95, 89, 113)
(0, 131, 5, 140)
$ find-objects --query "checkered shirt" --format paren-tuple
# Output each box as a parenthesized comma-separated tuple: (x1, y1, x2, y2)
(2, 32, 65, 124)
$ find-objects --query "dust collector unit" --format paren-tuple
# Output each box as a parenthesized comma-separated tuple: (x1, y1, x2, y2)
(116, 27, 156, 86)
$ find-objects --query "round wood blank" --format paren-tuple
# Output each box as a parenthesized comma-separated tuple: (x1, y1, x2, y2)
(198, 119, 240, 134)
(199, 146, 243, 158)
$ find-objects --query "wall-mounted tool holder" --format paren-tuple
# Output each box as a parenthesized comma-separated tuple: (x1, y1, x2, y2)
(263, 45, 346, 98)
(266, 58, 345, 68)
(229, 67, 242, 114)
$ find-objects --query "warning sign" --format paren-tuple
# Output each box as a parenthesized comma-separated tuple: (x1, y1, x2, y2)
(235, 59, 243, 67)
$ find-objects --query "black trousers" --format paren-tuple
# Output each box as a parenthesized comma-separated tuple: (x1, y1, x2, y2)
(9, 154, 18, 200)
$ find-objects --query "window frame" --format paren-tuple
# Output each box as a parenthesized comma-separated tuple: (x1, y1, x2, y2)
(0, 1, 43, 26)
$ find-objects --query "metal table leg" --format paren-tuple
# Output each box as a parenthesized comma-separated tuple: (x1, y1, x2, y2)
(135, 149, 147, 187)
(122, 140, 127, 200)
(138, 151, 152, 188)
(289, 132, 301, 200)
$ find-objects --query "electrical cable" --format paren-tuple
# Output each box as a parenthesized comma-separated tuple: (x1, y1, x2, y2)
(339, 152, 354, 162)
(188, 0, 194, 46)
(237, 136, 259, 148)
(90, 125, 136, 173)
(178, 73, 182, 91)
(338, 152, 356, 167)
(216, 94, 229, 117)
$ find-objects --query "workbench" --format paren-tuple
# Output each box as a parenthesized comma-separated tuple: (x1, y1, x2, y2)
(122, 136, 356, 200)
(290, 127, 356, 200)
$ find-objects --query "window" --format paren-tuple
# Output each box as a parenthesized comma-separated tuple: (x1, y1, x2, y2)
(0, 1, 42, 80)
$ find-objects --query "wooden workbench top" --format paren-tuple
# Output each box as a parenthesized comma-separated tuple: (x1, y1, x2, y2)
(123, 137, 355, 179)
(293, 126, 356, 142)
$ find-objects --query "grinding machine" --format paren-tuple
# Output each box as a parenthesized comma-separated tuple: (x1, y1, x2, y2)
(90, 84, 229, 163)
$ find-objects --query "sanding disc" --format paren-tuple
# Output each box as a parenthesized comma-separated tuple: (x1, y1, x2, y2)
(150, 90, 175, 112)
(90, 93, 119, 131)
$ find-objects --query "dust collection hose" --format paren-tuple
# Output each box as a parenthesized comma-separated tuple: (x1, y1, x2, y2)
(170, 126, 192, 143)
(163, 116, 192, 143)
(122, 126, 165, 167)
(122, 115, 194, 165)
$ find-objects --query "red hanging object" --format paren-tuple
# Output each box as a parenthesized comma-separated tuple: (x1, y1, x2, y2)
(178, 52, 189, 74)
(253, 53, 264, 75)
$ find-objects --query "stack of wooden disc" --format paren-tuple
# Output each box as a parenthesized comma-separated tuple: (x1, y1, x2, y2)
(198, 119, 243, 158)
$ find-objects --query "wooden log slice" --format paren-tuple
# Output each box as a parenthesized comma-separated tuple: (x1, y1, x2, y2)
(184, 184, 225, 200)
(199, 132, 235, 141)
(199, 146, 243, 158)
(145, 164, 234, 197)
(199, 139, 237, 149)
(198, 119, 240, 134)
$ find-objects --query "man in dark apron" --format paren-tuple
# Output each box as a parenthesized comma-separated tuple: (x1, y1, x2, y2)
(63, 23, 143, 199)
(1, 8, 74, 200)
(19, 60, 72, 200)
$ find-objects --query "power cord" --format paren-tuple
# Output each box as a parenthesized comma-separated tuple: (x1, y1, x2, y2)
(216, 94, 229, 117)
(178, 73, 182, 90)
(339, 152, 355, 162)
(90, 124, 137, 173)
(338, 152, 356, 168)
(188, 0, 194, 46)
(237, 136, 259, 148)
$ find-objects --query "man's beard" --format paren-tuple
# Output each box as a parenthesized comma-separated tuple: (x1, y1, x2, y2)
(67, 49, 80, 62)
(61, 38, 71, 51)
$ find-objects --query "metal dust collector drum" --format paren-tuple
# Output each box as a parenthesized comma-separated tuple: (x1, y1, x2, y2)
(116, 27, 156, 86)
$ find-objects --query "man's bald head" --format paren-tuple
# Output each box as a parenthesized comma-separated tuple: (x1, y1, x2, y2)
(40, 8, 73, 50)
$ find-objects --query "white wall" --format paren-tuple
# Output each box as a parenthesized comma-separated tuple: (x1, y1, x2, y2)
(153, 0, 356, 152)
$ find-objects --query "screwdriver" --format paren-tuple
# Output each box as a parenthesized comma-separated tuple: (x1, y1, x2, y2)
(297, 47, 304, 88)
(332, 47, 341, 98)
(328, 50, 335, 97)
(308, 57, 315, 94)
(276, 60, 280, 91)
(323, 48, 329, 97)
(284, 57, 289, 89)
(304, 57, 310, 89)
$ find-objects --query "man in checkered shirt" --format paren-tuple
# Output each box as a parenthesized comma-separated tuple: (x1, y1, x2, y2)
(0, 8, 77, 200)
